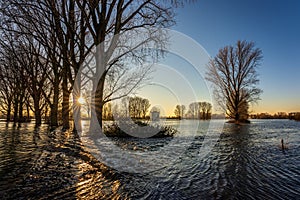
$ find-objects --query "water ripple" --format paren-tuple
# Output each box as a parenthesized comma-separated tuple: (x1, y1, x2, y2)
(0, 120, 300, 199)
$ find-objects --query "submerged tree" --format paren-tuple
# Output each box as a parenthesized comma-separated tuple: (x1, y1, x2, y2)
(128, 96, 151, 119)
(206, 40, 263, 123)
(174, 105, 185, 119)
(0, 0, 192, 130)
(199, 102, 212, 120)
(188, 102, 200, 119)
(77, 0, 177, 129)
(141, 98, 151, 119)
(186, 102, 211, 119)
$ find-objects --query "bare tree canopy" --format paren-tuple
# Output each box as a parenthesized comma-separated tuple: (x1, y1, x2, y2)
(186, 101, 211, 119)
(128, 96, 150, 119)
(0, 0, 191, 129)
(76, 0, 181, 129)
(174, 104, 185, 119)
(206, 40, 263, 123)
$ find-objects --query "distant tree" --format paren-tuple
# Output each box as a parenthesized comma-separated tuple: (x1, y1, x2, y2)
(188, 102, 200, 119)
(129, 97, 139, 119)
(141, 99, 151, 119)
(129, 96, 150, 119)
(199, 102, 212, 120)
(120, 97, 130, 117)
(103, 103, 113, 120)
(206, 40, 263, 123)
(275, 112, 287, 119)
(174, 105, 186, 119)
(295, 113, 300, 121)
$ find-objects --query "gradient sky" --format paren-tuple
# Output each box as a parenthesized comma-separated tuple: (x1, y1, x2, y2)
(136, 0, 300, 116)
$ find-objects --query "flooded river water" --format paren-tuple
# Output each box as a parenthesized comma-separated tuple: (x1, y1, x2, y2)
(0, 119, 299, 199)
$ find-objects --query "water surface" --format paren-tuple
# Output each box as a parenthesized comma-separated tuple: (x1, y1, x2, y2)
(0, 119, 299, 199)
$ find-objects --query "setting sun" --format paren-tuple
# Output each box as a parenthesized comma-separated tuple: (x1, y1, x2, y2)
(78, 97, 85, 105)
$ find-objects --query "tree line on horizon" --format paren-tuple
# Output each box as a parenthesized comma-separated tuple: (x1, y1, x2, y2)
(174, 102, 212, 120)
(81, 97, 213, 121)
(250, 112, 300, 121)
(101, 96, 151, 120)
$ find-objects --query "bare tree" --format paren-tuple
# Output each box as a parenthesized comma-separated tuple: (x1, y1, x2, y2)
(0, 30, 31, 123)
(103, 102, 113, 120)
(74, 0, 179, 128)
(0, 43, 14, 121)
(206, 40, 262, 123)
(0, 56, 14, 121)
(199, 102, 212, 120)
(0, 0, 190, 130)
(1, 0, 91, 128)
(120, 97, 130, 117)
(128, 96, 150, 119)
(141, 98, 151, 119)
(42, 0, 91, 129)
(129, 97, 139, 118)
(188, 102, 200, 119)
(174, 105, 185, 119)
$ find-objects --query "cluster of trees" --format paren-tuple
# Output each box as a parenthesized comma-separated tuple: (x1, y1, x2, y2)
(92, 96, 151, 120)
(174, 105, 186, 119)
(174, 102, 212, 120)
(102, 103, 114, 121)
(294, 114, 300, 121)
(0, 1, 182, 129)
(128, 97, 151, 119)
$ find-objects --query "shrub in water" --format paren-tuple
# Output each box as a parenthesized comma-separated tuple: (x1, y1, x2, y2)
(103, 120, 177, 138)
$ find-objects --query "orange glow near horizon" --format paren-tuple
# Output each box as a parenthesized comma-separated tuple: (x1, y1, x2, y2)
(136, 93, 300, 117)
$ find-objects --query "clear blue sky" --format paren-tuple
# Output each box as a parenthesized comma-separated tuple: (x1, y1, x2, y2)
(173, 0, 300, 114)
(137, 0, 300, 115)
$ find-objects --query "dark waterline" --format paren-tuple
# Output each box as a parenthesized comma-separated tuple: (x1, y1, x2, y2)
(0, 119, 300, 199)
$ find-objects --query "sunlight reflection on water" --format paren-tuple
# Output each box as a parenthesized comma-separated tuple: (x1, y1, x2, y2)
(0, 119, 300, 199)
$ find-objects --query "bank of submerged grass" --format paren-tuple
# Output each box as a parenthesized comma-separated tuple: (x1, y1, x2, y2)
(103, 120, 177, 138)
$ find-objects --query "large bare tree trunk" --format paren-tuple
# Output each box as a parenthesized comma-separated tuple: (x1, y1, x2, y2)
(50, 104, 58, 127)
(18, 101, 23, 122)
(6, 101, 11, 122)
(32, 93, 42, 125)
(95, 77, 105, 129)
(235, 112, 240, 122)
(35, 108, 42, 126)
(18, 92, 24, 122)
(86, 41, 106, 135)
(72, 71, 81, 133)
(89, 44, 106, 131)
(26, 102, 30, 121)
(234, 96, 240, 122)
(13, 96, 19, 123)
(50, 76, 59, 127)
(62, 73, 70, 130)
